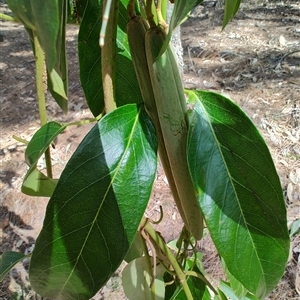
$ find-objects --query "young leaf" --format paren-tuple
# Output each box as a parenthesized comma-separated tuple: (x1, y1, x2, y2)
(169, 0, 203, 34)
(223, 0, 241, 29)
(25, 121, 65, 167)
(21, 121, 65, 196)
(124, 232, 144, 263)
(289, 218, 300, 237)
(0, 251, 27, 282)
(220, 281, 259, 300)
(29, 104, 158, 299)
(160, 0, 203, 57)
(186, 90, 290, 299)
(122, 257, 165, 300)
(22, 169, 58, 197)
(78, 0, 142, 116)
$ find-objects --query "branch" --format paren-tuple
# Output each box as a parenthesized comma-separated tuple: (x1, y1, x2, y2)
(101, 0, 118, 113)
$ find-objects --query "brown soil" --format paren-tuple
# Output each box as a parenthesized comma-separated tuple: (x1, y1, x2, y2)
(0, 0, 299, 299)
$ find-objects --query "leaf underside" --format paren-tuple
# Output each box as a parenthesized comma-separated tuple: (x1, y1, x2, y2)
(0, 251, 27, 282)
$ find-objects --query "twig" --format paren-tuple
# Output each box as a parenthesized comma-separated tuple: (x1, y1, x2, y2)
(276, 50, 300, 68)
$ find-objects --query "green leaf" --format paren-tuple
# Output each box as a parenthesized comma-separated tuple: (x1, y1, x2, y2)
(222, 258, 248, 298)
(160, 0, 203, 57)
(6, 0, 69, 112)
(25, 121, 65, 167)
(22, 169, 58, 197)
(47, 0, 69, 113)
(78, 0, 142, 117)
(0, 251, 27, 282)
(73, 0, 88, 22)
(220, 281, 259, 300)
(290, 218, 300, 237)
(122, 257, 165, 300)
(29, 104, 158, 299)
(222, 0, 241, 29)
(186, 90, 290, 299)
(22, 121, 65, 196)
(124, 232, 144, 263)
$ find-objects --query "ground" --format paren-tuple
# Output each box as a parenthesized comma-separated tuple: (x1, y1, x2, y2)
(0, 0, 299, 299)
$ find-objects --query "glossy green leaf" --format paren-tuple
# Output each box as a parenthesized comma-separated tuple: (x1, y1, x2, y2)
(29, 104, 158, 299)
(6, 0, 68, 112)
(0, 251, 27, 281)
(160, 0, 203, 57)
(222, 258, 247, 298)
(122, 257, 165, 300)
(25, 121, 65, 167)
(222, 0, 241, 29)
(22, 169, 58, 197)
(186, 90, 289, 299)
(78, 0, 142, 117)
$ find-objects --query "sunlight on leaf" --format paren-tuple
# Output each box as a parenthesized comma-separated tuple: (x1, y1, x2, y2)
(29, 104, 157, 299)
(186, 90, 289, 298)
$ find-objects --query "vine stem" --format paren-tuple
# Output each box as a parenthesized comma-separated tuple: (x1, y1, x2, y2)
(141, 218, 193, 300)
(33, 33, 52, 178)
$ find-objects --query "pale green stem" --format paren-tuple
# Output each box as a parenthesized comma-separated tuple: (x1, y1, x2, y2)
(156, 0, 168, 29)
(146, 0, 156, 27)
(0, 13, 18, 22)
(161, 0, 167, 21)
(101, 0, 118, 113)
(142, 219, 193, 300)
(66, 115, 101, 127)
(140, 230, 156, 300)
(12, 135, 29, 145)
(33, 33, 52, 178)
